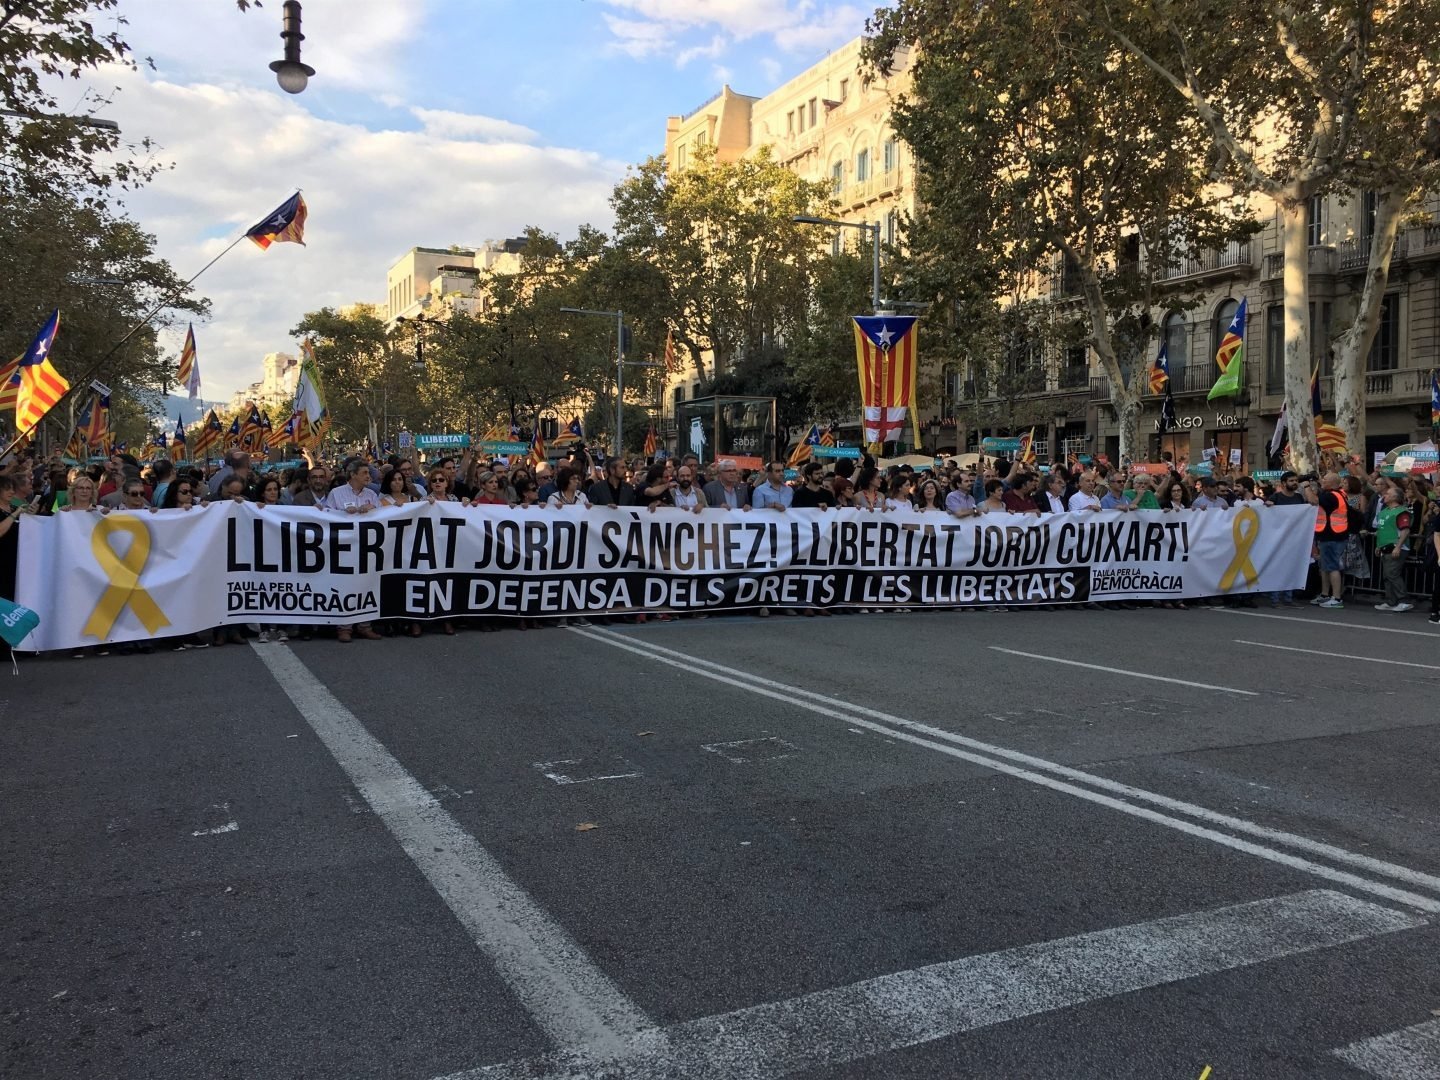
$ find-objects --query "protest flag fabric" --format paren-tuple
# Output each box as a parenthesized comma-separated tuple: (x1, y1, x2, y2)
(820, 425, 837, 447)
(0, 355, 19, 412)
(176, 324, 200, 399)
(293, 340, 328, 446)
(238, 402, 263, 451)
(246, 192, 308, 250)
(1431, 370, 1440, 428)
(530, 423, 547, 465)
(64, 417, 88, 461)
(853, 315, 919, 446)
(1268, 401, 1288, 461)
(0, 596, 39, 651)
(269, 414, 296, 451)
(192, 409, 223, 459)
(225, 416, 242, 450)
(1019, 426, 1036, 465)
(170, 417, 187, 462)
(13, 310, 69, 434)
(663, 327, 678, 373)
(642, 423, 657, 458)
(1310, 369, 1347, 451)
(1148, 342, 1170, 395)
(1207, 297, 1247, 401)
(151, 428, 167, 455)
(552, 416, 584, 446)
(85, 392, 110, 450)
(788, 424, 821, 468)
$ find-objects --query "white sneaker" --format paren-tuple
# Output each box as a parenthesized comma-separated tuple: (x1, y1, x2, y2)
(1393, 602, 1414, 612)
(1320, 597, 1344, 609)
(257, 630, 272, 643)
(1374, 603, 1395, 612)
(272, 629, 289, 641)
(1309, 596, 1326, 605)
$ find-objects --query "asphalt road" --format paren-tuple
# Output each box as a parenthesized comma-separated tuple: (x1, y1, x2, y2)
(4, 604, 1440, 1079)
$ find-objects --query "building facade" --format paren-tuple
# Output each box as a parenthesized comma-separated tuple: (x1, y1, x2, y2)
(227, 351, 298, 415)
(1077, 190, 1440, 468)
(660, 38, 918, 448)
(385, 240, 527, 325)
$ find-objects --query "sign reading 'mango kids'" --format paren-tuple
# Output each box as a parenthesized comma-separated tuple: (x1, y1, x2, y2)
(15, 504, 1314, 652)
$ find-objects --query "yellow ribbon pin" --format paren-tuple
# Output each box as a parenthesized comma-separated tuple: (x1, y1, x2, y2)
(1218, 504, 1261, 592)
(82, 516, 172, 639)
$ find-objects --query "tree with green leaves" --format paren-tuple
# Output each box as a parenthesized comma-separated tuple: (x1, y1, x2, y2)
(1094, 0, 1440, 468)
(866, 0, 1255, 463)
(610, 145, 837, 383)
(292, 304, 409, 450)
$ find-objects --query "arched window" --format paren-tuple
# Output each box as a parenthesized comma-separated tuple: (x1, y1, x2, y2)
(1163, 312, 1188, 387)
(1212, 298, 1239, 370)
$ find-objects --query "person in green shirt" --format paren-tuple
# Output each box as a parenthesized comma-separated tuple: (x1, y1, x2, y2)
(1124, 472, 1162, 509)
(1374, 487, 1414, 613)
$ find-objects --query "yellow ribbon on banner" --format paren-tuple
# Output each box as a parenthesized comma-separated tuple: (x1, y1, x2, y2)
(1218, 505, 1261, 592)
(82, 516, 172, 638)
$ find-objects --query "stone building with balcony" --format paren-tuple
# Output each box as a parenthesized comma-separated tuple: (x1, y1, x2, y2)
(384, 239, 527, 327)
(1083, 190, 1440, 469)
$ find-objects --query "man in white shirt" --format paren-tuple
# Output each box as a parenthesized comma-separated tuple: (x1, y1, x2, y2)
(326, 460, 381, 514)
(1067, 473, 1103, 512)
(324, 461, 382, 641)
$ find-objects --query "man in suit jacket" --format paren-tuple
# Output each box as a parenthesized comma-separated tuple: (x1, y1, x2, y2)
(702, 459, 751, 510)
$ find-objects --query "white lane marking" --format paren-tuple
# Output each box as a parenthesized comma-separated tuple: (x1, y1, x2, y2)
(700, 737, 798, 764)
(1210, 608, 1440, 637)
(250, 643, 655, 1055)
(1236, 639, 1440, 672)
(448, 890, 1424, 1080)
(573, 628, 1440, 909)
(191, 821, 239, 836)
(989, 647, 1258, 695)
(533, 759, 643, 785)
(1332, 1018, 1440, 1079)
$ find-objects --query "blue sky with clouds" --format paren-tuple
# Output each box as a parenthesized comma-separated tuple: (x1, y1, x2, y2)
(80, 0, 874, 403)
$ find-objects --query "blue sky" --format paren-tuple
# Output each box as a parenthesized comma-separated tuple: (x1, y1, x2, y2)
(83, 0, 874, 404)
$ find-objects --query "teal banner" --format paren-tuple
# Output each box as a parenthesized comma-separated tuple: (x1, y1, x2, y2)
(478, 440, 530, 454)
(1251, 470, 1285, 483)
(812, 445, 861, 459)
(416, 433, 472, 449)
(980, 437, 1023, 454)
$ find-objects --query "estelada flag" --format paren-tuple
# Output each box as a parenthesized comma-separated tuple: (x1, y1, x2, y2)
(1148, 342, 1170, 395)
(170, 417, 187, 462)
(13, 310, 69, 434)
(552, 416, 584, 446)
(85, 392, 110, 450)
(225, 416, 242, 449)
(852, 315, 919, 446)
(1310, 368, 1347, 451)
(529, 422, 546, 465)
(239, 402, 263, 450)
(266, 411, 292, 450)
(663, 327, 678, 373)
(642, 424, 657, 458)
(246, 192, 308, 250)
(192, 409, 223, 458)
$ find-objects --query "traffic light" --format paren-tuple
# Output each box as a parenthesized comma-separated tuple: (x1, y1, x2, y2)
(619, 325, 632, 356)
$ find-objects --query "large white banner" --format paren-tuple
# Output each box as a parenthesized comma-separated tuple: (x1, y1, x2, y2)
(14, 503, 1314, 651)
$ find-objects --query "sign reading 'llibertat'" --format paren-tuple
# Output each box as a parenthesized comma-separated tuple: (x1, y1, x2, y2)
(14, 504, 1314, 651)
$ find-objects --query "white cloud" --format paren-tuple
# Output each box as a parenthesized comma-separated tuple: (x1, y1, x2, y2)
(111, 72, 623, 401)
(109, 0, 427, 96)
(598, 0, 864, 55)
(410, 107, 539, 142)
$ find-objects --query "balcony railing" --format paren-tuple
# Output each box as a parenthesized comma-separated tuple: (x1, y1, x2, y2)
(1058, 365, 1089, 389)
(1338, 232, 1410, 272)
(1157, 241, 1251, 281)
(1264, 253, 1284, 278)
(1090, 376, 1111, 401)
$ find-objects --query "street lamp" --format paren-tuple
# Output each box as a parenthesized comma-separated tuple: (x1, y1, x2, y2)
(560, 307, 661, 455)
(793, 214, 882, 313)
(269, 1, 316, 95)
(0, 109, 119, 132)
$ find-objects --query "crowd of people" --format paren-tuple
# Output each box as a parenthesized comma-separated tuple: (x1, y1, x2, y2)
(2, 442, 1438, 656)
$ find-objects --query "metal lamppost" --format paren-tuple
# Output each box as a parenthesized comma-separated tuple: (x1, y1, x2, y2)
(560, 307, 661, 455)
(269, 1, 316, 94)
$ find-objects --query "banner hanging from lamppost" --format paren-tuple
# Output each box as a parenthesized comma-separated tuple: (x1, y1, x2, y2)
(852, 315, 919, 451)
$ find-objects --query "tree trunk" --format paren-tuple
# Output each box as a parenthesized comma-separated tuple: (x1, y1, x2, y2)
(1331, 189, 1406, 455)
(1280, 197, 1317, 474)
(1076, 262, 1143, 463)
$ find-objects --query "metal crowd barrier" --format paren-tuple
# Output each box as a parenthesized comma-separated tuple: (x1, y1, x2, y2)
(1343, 530, 1438, 600)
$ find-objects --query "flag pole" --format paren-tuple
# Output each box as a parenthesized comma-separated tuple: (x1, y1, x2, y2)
(0, 190, 300, 461)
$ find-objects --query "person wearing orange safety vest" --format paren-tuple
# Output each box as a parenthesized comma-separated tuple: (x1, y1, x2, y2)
(1304, 472, 1349, 609)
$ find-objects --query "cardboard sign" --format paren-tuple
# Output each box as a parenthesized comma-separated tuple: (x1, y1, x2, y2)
(1130, 463, 1171, 476)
